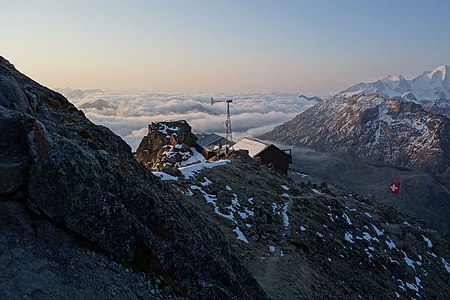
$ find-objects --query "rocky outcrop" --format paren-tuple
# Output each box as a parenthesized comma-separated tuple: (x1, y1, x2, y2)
(261, 93, 450, 174)
(0, 56, 265, 299)
(135, 121, 200, 174)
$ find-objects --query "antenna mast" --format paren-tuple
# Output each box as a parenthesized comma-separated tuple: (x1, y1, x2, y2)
(211, 97, 233, 142)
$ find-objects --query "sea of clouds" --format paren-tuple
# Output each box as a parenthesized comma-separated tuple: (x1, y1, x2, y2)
(61, 89, 320, 150)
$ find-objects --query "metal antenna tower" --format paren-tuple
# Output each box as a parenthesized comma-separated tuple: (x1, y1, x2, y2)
(210, 97, 233, 142)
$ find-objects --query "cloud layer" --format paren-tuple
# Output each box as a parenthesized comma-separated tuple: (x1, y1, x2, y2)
(64, 90, 317, 150)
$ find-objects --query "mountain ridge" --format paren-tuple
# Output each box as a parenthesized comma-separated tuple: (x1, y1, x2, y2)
(261, 93, 450, 174)
(339, 65, 450, 102)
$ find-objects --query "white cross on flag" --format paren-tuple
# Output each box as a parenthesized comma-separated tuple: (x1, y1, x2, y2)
(388, 182, 401, 194)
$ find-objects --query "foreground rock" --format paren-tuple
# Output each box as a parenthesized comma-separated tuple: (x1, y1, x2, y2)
(0, 56, 265, 299)
(0, 201, 177, 299)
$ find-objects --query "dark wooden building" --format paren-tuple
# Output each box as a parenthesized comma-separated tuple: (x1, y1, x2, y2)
(233, 137, 292, 175)
(195, 133, 231, 159)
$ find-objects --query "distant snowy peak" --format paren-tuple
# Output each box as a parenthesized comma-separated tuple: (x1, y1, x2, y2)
(422, 64, 448, 81)
(384, 74, 406, 82)
(339, 65, 450, 101)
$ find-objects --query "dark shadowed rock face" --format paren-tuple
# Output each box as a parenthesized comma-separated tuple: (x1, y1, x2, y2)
(261, 93, 450, 174)
(0, 56, 266, 299)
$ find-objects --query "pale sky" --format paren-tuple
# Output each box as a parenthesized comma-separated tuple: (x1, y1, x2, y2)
(1, 0, 449, 93)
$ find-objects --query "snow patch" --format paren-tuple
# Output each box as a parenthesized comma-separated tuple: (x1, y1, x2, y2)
(371, 224, 384, 236)
(441, 258, 450, 274)
(364, 212, 373, 218)
(361, 232, 374, 242)
(385, 237, 397, 250)
(233, 227, 249, 243)
(282, 204, 289, 229)
(342, 213, 352, 225)
(344, 232, 355, 243)
(200, 177, 212, 186)
(364, 248, 374, 260)
(421, 235, 433, 248)
(152, 172, 178, 181)
(281, 185, 289, 190)
(190, 185, 234, 221)
(180, 147, 206, 167)
(157, 123, 179, 136)
(311, 188, 322, 195)
(402, 251, 416, 271)
(405, 282, 419, 292)
(345, 206, 357, 212)
(179, 160, 230, 178)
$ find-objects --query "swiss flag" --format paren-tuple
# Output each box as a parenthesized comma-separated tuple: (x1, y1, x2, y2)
(388, 182, 401, 194)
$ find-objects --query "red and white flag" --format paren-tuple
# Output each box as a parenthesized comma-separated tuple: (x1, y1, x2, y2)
(388, 182, 401, 194)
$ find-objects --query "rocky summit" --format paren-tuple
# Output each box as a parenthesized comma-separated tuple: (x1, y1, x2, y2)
(135, 121, 201, 175)
(1, 56, 450, 299)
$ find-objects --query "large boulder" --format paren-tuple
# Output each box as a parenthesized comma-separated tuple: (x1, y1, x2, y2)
(0, 56, 266, 299)
(135, 121, 200, 172)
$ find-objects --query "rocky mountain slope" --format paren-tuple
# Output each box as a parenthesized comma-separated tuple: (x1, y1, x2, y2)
(260, 93, 450, 174)
(0, 56, 265, 299)
(134, 119, 450, 298)
(156, 156, 450, 299)
(288, 147, 450, 231)
(2, 56, 450, 299)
